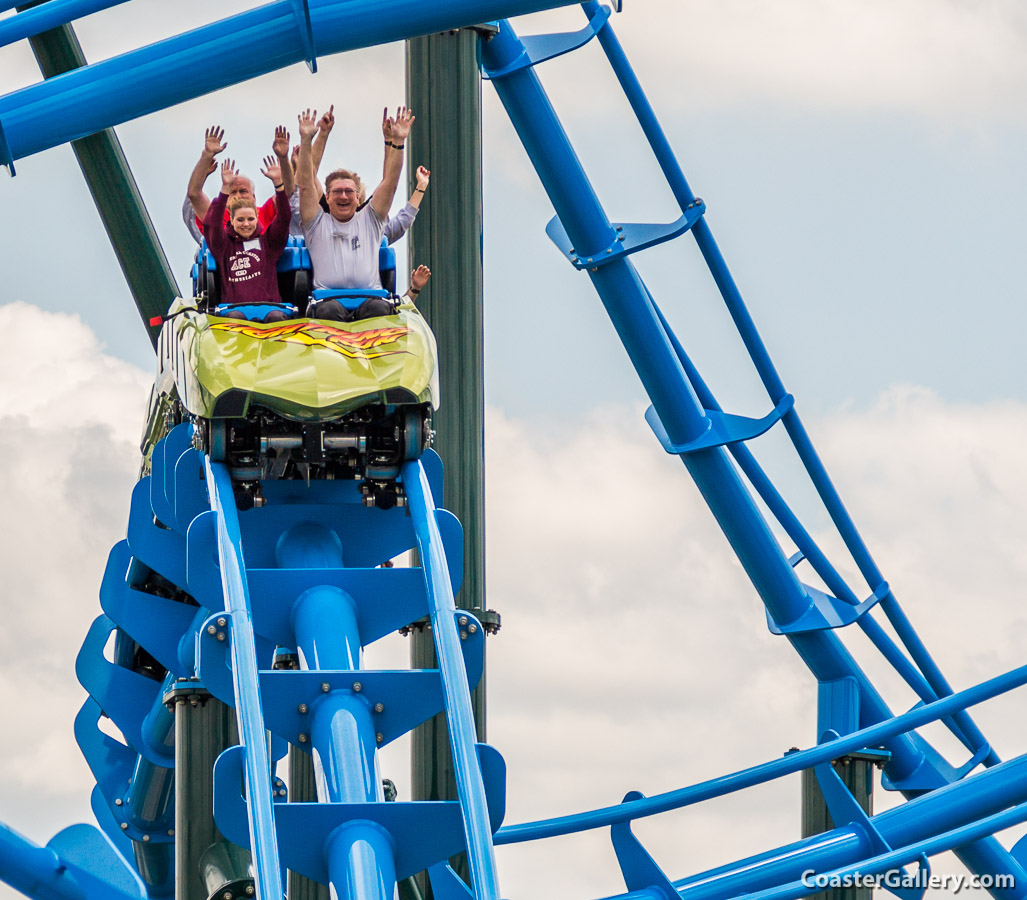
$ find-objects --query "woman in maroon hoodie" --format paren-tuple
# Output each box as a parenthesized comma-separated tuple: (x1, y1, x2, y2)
(205, 156, 292, 321)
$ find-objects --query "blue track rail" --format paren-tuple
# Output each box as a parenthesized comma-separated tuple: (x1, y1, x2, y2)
(202, 460, 283, 900)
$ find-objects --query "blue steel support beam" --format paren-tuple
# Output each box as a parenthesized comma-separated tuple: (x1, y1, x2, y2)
(481, 16, 1020, 895)
(481, 17, 815, 639)
(299, 604, 398, 900)
(0, 826, 84, 900)
(665, 755, 1027, 900)
(0, 823, 145, 900)
(0, 0, 577, 163)
(281, 527, 400, 900)
(744, 801, 1027, 900)
(650, 296, 987, 753)
(0, 0, 131, 48)
(205, 460, 282, 900)
(584, 756, 1027, 900)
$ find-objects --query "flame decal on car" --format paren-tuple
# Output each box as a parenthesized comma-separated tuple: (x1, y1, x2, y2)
(210, 320, 412, 359)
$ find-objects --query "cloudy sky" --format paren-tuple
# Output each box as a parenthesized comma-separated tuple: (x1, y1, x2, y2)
(2, 2, 1027, 900)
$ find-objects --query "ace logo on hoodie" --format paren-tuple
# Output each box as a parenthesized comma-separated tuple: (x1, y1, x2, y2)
(229, 251, 261, 282)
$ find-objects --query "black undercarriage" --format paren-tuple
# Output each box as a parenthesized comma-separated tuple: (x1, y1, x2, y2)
(195, 402, 431, 510)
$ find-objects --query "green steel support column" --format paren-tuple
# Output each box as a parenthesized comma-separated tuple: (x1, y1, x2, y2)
(801, 753, 878, 900)
(18, 5, 179, 349)
(406, 28, 488, 893)
(287, 748, 329, 900)
(266, 650, 329, 900)
(169, 681, 249, 900)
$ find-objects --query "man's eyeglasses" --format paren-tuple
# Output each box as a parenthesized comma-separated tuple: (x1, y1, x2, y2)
(329, 188, 357, 197)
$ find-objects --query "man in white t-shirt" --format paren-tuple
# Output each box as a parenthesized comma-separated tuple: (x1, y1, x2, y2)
(296, 105, 414, 321)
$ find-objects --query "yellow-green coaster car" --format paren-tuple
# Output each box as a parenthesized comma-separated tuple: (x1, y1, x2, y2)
(141, 298, 438, 508)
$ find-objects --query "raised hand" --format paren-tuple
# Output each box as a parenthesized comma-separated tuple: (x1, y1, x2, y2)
(390, 106, 415, 142)
(272, 125, 290, 160)
(415, 165, 430, 191)
(318, 105, 335, 135)
(298, 108, 318, 140)
(261, 155, 283, 185)
(220, 157, 238, 189)
(204, 125, 226, 156)
(382, 107, 394, 142)
(410, 264, 431, 292)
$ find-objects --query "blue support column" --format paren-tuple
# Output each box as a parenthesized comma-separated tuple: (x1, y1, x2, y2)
(280, 528, 399, 900)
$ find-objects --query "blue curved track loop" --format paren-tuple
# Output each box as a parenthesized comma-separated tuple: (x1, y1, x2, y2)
(1, 3, 1026, 900)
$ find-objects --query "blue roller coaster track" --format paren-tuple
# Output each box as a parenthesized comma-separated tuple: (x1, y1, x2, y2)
(1, 3, 1026, 900)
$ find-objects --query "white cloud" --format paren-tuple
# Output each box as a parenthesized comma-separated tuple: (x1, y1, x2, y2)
(0, 303, 148, 432)
(0, 307, 1023, 900)
(815, 385, 1027, 700)
(453, 406, 811, 897)
(483, 395, 1027, 898)
(0, 304, 148, 873)
(0, 303, 148, 654)
(523, 0, 1027, 123)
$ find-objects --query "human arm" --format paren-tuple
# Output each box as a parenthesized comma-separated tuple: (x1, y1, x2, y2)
(371, 106, 414, 221)
(271, 125, 294, 197)
(288, 184, 303, 234)
(187, 125, 226, 221)
(292, 143, 323, 205)
(409, 165, 430, 211)
(260, 158, 292, 252)
(203, 157, 236, 255)
(311, 105, 334, 178)
(383, 203, 417, 245)
(381, 111, 393, 178)
(182, 196, 203, 245)
(296, 108, 321, 227)
(403, 264, 431, 302)
(381, 167, 427, 242)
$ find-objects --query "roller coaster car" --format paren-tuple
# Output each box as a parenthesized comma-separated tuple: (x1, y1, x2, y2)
(141, 237, 436, 510)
